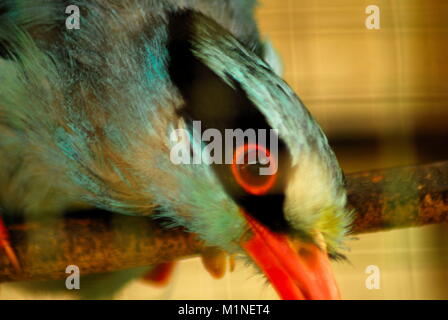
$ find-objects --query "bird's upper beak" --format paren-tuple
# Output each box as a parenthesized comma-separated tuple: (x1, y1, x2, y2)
(241, 212, 341, 300)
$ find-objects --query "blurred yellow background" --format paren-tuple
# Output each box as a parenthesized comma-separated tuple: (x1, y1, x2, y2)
(1, 0, 447, 300)
(256, 0, 448, 299)
(259, 0, 448, 140)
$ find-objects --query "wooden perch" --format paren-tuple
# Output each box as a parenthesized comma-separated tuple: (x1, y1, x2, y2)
(346, 161, 448, 233)
(1, 161, 447, 282)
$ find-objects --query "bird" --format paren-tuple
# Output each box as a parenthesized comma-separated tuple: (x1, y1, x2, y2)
(0, 0, 353, 299)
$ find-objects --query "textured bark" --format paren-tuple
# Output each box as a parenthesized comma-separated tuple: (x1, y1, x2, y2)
(347, 161, 448, 233)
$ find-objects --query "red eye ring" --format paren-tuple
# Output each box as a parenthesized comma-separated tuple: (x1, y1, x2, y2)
(230, 143, 277, 195)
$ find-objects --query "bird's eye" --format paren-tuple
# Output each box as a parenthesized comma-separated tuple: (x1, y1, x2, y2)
(231, 143, 277, 195)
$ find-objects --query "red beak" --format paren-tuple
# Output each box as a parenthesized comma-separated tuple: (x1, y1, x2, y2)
(241, 212, 341, 300)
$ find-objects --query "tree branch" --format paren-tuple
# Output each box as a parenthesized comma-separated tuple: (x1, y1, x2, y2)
(1, 161, 447, 282)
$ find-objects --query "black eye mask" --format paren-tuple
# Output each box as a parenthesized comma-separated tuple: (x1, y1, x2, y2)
(166, 10, 293, 233)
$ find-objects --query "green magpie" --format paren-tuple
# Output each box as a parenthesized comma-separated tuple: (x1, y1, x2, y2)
(0, 0, 352, 299)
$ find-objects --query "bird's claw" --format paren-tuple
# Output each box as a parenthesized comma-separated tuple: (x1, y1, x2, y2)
(200, 247, 235, 279)
(0, 216, 21, 272)
(142, 261, 177, 287)
(142, 248, 235, 288)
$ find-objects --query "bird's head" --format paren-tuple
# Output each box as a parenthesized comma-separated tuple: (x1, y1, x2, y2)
(149, 10, 353, 300)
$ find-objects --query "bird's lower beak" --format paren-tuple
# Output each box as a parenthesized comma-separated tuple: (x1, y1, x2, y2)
(241, 212, 341, 300)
